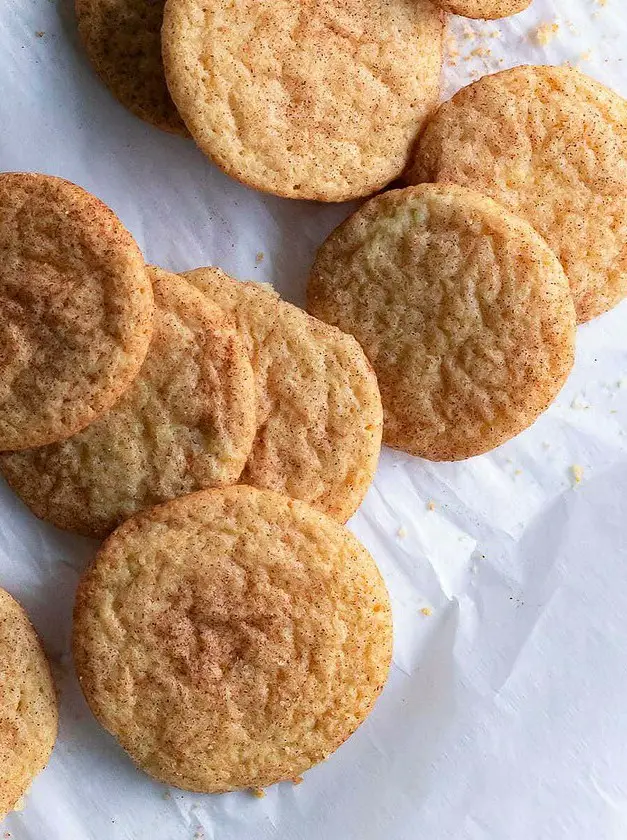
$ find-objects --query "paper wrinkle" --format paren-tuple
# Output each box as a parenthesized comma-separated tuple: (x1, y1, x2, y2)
(2, 1, 627, 838)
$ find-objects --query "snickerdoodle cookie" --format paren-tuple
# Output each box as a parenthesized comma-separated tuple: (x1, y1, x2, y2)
(75, 0, 188, 135)
(73, 486, 392, 792)
(162, 0, 444, 200)
(0, 589, 58, 819)
(308, 183, 576, 460)
(184, 267, 382, 521)
(0, 172, 153, 451)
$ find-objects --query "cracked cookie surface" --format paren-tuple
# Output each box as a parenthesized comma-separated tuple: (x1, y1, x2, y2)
(162, 0, 444, 200)
(184, 267, 382, 522)
(431, 0, 530, 18)
(73, 485, 392, 792)
(76, 0, 188, 135)
(0, 589, 58, 819)
(0, 172, 153, 450)
(407, 65, 627, 322)
(308, 183, 576, 460)
(0, 268, 256, 537)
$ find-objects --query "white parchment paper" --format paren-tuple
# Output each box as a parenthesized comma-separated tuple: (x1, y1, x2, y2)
(1, 1, 626, 838)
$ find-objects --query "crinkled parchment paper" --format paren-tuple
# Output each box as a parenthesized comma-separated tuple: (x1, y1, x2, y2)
(1, 1, 626, 837)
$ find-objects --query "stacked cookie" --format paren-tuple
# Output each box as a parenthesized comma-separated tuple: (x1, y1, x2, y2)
(0, 264, 383, 535)
(76, 1, 537, 200)
(0, 171, 391, 800)
(406, 65, 627, 324)
(305, 64, 627, 458)
(0, 172, 152, 451)
(78, 0, 445, 200)
(308, 183, 576, 460)
(72, 1, 627, 464)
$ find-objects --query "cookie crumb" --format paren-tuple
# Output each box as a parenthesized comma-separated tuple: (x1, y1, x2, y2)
(397, 525, 408, 538)
(420, 607, 432, 617)
(571, 394, 591, 410)
(426, 501, 436, 512)
(445, 33, 460, 66)
(251, 788, 266, 799)
(35, 31, 45, 38)
(469, 47, 491, 58)
(571, 464, 584, 486)
(534, 22, 559, 46)
(292, 776, 303, 785)
(255, 251, 264, 264)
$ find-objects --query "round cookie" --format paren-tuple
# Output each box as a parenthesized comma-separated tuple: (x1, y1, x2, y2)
(0, 589, 58, 819)
(0, 172, 153, 451)
(0, 268, 256, 538)
(407, 65, 627, 322)
(73, 486, 392, 792)
(162, 0, 444, 201)
(431, 0, 530, 18)
(183, 267, 382, 522)
(308, 184, 576, 461)
(76, 0, 188, 136)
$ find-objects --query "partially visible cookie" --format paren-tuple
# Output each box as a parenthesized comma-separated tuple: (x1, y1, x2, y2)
(308, 184, 576, 461)
(162, 0, 444, 201)
(431, 0, 530, 18)
(0, 172, 153, 451)
(0, 589, 58, 819)
(76, 0, 188, 136)
(183, 267, 382, 522)
(0, 268, 256, 538)
(73, 485, 392, 792)
(407, 65, 627, 322)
